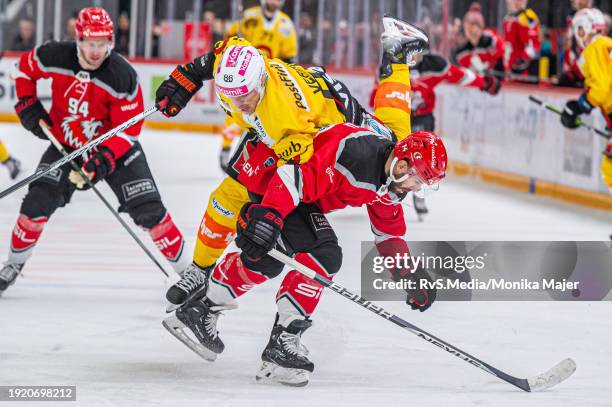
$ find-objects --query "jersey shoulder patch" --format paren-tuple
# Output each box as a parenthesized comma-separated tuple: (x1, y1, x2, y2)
(95, 52, 139, 100)
(335, 131, 392, 189)
(35, 41, 79, 72)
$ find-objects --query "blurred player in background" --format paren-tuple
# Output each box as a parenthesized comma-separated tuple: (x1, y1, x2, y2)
(454, 3, 504, 76)
(0, 7, 189, 295)
(503, 0, 541, 79)
(560, 8, 611, 192)
(559, 0, 594, 87)
(219, 0, 298, 171)
(0, 139, 21, 180)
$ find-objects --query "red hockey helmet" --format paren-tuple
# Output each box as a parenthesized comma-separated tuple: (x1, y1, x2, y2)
(391, 130, 447, 185)
(75, 7, 114, 41)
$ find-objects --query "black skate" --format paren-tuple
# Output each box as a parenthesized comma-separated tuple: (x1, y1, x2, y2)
(2, 157, 21, 180)
(413, 194, 428, 222)
(0, 262, 24, 295)
(256, 317, 314, 387)
(380, 16, 429, 78)
(163, 298, 235, 361)
(165, 263, 212, 312)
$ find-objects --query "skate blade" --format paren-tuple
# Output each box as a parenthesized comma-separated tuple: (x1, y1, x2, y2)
(255, 361, 309, 387)
(162, 315, 218, 362)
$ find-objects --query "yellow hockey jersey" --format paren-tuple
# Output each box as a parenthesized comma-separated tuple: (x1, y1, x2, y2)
(578, 35, 612, 115)
(212, 37, 345, 163)
(226, 6, 297, 61)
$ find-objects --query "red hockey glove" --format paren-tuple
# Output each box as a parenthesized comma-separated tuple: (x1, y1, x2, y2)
(376, 238, 437, 312)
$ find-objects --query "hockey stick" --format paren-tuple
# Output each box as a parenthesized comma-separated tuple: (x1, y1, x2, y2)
(269, 248, 576, 392)
(528, 95, 610, 139)
(0, 101, 165, 200)
(40, 122, 171, 278)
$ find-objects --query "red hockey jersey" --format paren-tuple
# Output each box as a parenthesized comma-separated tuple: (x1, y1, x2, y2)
(260, 123, 407, 240)
(14, 41, 144, 159)
(454, 29, 504, 74)
(502, 8, 541, 71)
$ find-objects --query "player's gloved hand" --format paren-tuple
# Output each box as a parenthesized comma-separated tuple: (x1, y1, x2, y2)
(510, 57, 529, 74)
(480, 75, 501, 95)
(376, 237, 436, 312)
(394, 267, 437, 312)
(236, 204, 284, 260)
(219, 147, 231, 172)
(155, 64, 203, 117)
(69, 148, 116, 190)
(561, 96, 593, 129)
(14, 96, 52, 140)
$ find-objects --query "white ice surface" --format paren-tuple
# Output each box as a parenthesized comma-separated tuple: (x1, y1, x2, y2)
(0, 123, 610, 407)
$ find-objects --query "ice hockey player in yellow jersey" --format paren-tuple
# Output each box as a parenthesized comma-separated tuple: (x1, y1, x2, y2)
(220, 0, 298, 170)
(226, 0, 297, 62)
(560, 8, 612, 190)
(0, 139, 21, 180)
(154, 16, 428, 302)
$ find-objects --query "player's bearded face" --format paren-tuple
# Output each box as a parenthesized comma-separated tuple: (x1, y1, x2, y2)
(78, 38, 113, 70)
(229, 89, 261, 115)
(389, 159, 425, 195)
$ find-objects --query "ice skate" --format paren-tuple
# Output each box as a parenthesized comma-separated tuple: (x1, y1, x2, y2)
(0, 262, 24, 296)
(2, 157, 22, 180)
(413, 194, 429, 222)
(256, 316, 314, 387)
(163, 297, 235, 361)
(165, 263, 212, 312)
(381, 16, 429, 68)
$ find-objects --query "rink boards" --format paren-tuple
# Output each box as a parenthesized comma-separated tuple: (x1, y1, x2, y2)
(0, 55, 609, 209)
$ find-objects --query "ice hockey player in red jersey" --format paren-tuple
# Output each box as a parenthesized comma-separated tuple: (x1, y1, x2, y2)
(454, 3, 505, 75)
(503, 0, 541, 77)
(163, 123, 446, 386)
(402, 52, 500, 219)
(0, 7, 188, 294)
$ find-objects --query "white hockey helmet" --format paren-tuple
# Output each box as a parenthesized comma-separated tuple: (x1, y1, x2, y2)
(214, 45, 268, 100)
(572, 8, 606, 48)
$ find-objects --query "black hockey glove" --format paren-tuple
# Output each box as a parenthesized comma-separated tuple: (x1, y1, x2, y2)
(69, 147, 116, 190)
(480, 75, 501, 95)
(236, 204, 284, 261)
(561, 96, 593, 129)
(155, 64, 203, 117)
(14, 96, 52, 140)
(393, 267, 437, 312)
